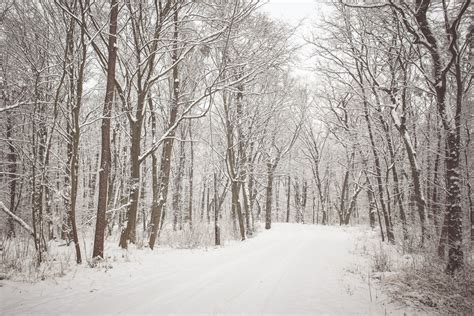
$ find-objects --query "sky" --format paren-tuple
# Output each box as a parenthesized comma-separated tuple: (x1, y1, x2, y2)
(259, 0, 319, 24)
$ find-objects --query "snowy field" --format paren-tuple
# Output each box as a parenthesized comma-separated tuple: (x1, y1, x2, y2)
(1, 224, 414, 315)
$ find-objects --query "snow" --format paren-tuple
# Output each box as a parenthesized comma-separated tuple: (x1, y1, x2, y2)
(1, 224, 408, 315)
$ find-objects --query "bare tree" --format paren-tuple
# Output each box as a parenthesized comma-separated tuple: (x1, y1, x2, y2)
(92, 0, 119, 260)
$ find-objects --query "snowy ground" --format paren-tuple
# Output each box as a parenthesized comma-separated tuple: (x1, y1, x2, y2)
(1, 224, 413, 315)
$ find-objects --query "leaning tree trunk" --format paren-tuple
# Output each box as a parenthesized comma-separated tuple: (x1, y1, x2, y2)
(362, 97, 394, 243)
(380, 110, 409, 241)
(387, 89, 426, 244)
(343, 184, 363, 225)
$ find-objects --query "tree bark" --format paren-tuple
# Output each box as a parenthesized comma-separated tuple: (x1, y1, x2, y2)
(362, 99, 394, 243)
(93, 0, 118, 259)
(286, 175, 291, 223)
(6, 110, 17, 238)
(265, 163, 275, 230)
(187, 123, 194, 229)
(67, 2, 88, 264)
(172, 135, 186, 231)
(148, 6, 180, 249)
(214, 173, 220, 246)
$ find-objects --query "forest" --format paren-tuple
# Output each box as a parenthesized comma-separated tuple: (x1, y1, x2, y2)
(0, 0, 472, 314)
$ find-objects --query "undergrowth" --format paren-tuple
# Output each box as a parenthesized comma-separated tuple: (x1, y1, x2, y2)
(1, 234, 73, 282)
(363, 228, 474, 315)
(1, 220, 258, 282)
(381, 259, 473, 315)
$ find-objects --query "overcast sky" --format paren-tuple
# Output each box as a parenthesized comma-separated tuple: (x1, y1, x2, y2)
(260, 0, 319, 24)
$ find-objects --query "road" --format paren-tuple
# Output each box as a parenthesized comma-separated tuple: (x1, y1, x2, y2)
(1, 224, 400, 315)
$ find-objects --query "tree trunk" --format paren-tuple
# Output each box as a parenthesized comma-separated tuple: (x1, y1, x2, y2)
(444, 132, 463, 274)
(362, 100, 394, 243)
(275, 177, 280, 222)
(360, 151, 384, 240)
(232, 180, 245, 239)
(265, 163, 275, 230)
(6, 110, 17, 238)
(200, 180, 206, 221)
(381, 113, 408, 241)
(32, 76, 47, 265)
(214, 173, 220, 246)
(286, 175, 291, 223)
(242, 180, 252, 236)
(188, 124, 194, 229)
(389, 103, 426, 244)
(119, 119, 143, 248)
(408, 0, 467, 273)
(432, 128, 442, 235)
(367, 187, 376, 229)
(148, 7, 180, 249)
(93, 0, 118, 259)
(339, 161, 350, 226)
(172, 136, 186, 231)
(343, 184, 363, 225)
(206, 183, 211, 224)
(294, 179, 301, 223)
(148, 138, 174, 249)
(67, 8, 88, 264)
(301, 180, 307, 224)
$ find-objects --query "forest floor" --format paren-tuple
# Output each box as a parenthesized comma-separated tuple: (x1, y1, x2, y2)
(1, 224, 423, 315)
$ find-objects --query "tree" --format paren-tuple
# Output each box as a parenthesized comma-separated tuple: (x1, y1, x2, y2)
(262, 78, 304, 230)
(92, 0, 119, 260)
(386, 0, 470, 273)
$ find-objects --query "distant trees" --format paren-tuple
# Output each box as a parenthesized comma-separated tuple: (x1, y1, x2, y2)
(308, 0, 472, 273)
(261, 76, 304, 230)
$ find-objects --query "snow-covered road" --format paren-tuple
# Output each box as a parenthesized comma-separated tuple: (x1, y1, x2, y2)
(1, 224, 402, 315)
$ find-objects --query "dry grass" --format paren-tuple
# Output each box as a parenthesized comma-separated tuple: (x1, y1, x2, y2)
(381, 259, 473, 315)
(1, 220, 258, 281)
(1, 234, 73, 282)
(355, 227, 473, 315)
(372, 241, 392, 272)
